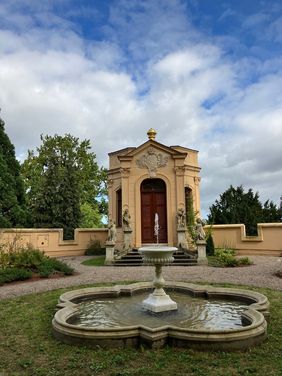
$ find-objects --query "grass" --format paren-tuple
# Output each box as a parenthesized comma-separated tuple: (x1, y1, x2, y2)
(0, 283, 281, 376)
(81, 256, 105, 266)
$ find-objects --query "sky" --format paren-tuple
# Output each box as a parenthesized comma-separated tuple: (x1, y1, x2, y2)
(0, 0, 282, 218)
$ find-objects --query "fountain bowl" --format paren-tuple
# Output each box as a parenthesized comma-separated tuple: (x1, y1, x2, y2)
(52, 281, 269, 351)
(138, 245, 177, 265)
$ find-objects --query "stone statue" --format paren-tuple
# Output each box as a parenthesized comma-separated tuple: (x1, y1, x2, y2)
(122, 209, 131, 231)
(176, 208, 186, 229)
(195, 218, 206, 241)
(107, 220, 116, 243)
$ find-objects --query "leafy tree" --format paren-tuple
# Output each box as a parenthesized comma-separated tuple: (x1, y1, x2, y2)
(0, 115, 27, 227)
(21, 134, 106, 239)
(80, 202, 104, 228)
(208, 185, 281, 235)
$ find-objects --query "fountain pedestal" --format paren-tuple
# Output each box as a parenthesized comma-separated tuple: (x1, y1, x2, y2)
(139, 246, 178, 313)
(142, 270, 177, 312)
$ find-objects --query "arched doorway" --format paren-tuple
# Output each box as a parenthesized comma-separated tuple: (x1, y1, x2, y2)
(141, 178, 167, 243)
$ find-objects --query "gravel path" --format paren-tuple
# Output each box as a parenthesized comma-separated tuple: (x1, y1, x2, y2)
(0, 256, 281, 300)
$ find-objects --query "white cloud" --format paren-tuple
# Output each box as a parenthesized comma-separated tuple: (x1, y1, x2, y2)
(0, 0, 282, 217)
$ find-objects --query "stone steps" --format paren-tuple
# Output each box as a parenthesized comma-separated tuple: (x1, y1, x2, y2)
(113, 249, 197, 266)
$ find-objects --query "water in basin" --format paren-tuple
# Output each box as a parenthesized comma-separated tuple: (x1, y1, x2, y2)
(68, 291, 248, 330)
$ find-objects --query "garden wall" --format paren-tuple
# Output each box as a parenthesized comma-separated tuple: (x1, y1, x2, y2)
(207, 223, 282, 256)
(1, 224, 281, 258)
(0, 228, 108, 257)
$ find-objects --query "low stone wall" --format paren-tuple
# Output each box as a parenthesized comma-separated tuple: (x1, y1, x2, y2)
(206, 223, 282, 256)
(0, 228, 108, 257)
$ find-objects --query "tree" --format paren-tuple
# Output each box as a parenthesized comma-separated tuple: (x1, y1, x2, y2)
(0, 115, 27, 227)
(208, 185, 281, 235)
(21, 134, 106, 239)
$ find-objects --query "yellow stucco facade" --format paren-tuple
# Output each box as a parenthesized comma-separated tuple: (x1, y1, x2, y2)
(107, 130, 201, 250)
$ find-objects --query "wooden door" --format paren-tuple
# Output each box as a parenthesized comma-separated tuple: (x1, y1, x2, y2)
(141, 179, 167, 243)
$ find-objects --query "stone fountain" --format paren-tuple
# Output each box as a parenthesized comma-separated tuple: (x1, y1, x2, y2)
(52, 213, 270, 350)
(139, 245, 177, 312)
(139, 213, 178, 312)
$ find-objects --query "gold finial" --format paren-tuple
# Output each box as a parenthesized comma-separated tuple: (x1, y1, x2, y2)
(147, 128, 157, 141)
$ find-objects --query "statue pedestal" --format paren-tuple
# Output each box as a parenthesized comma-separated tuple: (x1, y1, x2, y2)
(177, 227, 188, 252)
(123, 228, 132, 254)
(197, 240, 208, 265)
(105, 241, 115, 265)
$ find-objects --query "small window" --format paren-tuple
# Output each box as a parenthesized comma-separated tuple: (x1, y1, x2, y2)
(116, 189, 122, 227)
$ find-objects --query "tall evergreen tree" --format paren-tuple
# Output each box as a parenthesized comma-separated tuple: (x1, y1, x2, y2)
(0, 115, 27, 227)
(21, 134, 105, 239)
(208, 185, 281, 235)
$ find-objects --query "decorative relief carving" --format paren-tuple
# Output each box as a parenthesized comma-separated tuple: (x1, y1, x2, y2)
(107, 179, 114, 187)
(194, 176, 201, 186)
(136, 147, 169, 178)
(174, 166, 185, 176)
(120, 168, 130, 178)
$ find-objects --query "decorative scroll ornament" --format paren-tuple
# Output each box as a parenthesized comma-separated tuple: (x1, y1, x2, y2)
(194, 176, 201, 186)
(136, 147, 169, 177)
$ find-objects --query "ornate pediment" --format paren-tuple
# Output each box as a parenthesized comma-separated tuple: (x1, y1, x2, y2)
(136, 146, 169, 178)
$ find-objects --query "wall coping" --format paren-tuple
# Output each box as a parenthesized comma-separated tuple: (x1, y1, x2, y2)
(0, 228, 107, 233)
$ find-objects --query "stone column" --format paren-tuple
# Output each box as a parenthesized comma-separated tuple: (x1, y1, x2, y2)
(105, 241, 115, 265)
(196, 240, 208, 265)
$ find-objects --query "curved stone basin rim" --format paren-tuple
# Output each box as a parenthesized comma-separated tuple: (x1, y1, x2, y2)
(52, 281, 269, 350)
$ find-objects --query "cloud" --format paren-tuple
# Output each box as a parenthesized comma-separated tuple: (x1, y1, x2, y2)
(0, 0, 282, 217)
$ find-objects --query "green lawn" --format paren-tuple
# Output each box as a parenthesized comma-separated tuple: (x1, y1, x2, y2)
(81, 256, 105, 266)
(0, 283, 281, 376)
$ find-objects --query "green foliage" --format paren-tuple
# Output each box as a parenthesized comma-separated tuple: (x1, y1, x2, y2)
(208, 185, 281, 235)
(185, 190, 195, 227)
(0, 115, 27, 227)
(206, 233, 215, 256)
(37, 258, 74, 277)
(0, 240, 74, 282)
(85, 239, 105, 255)
(10, 246, 46, 270)
(185, 189, 197, 245)
(82, 256, 105, 266)
(214, 248, 238, 267)
(239, 256, 253, 266)
(211, 248, 253, 267)
(0, 267, 32, 285)
(80, 202, 103, 228)
(21, 134, 107, 239)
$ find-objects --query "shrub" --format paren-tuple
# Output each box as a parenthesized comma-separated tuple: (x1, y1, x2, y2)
(11, 247, 46, 271)
(213, 248, 252, 267)
(206, 233, 215, 256)
(38, 258, 74, 277)
(0, 240, 74, 281)
(238, 257, 253, 266)
(85, 239, 105, 256)
(0, 268, 32, 285)
(214, 248, 238, 267)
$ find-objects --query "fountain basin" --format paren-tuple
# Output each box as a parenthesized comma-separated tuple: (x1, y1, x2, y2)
(52, 282, 269, 350)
